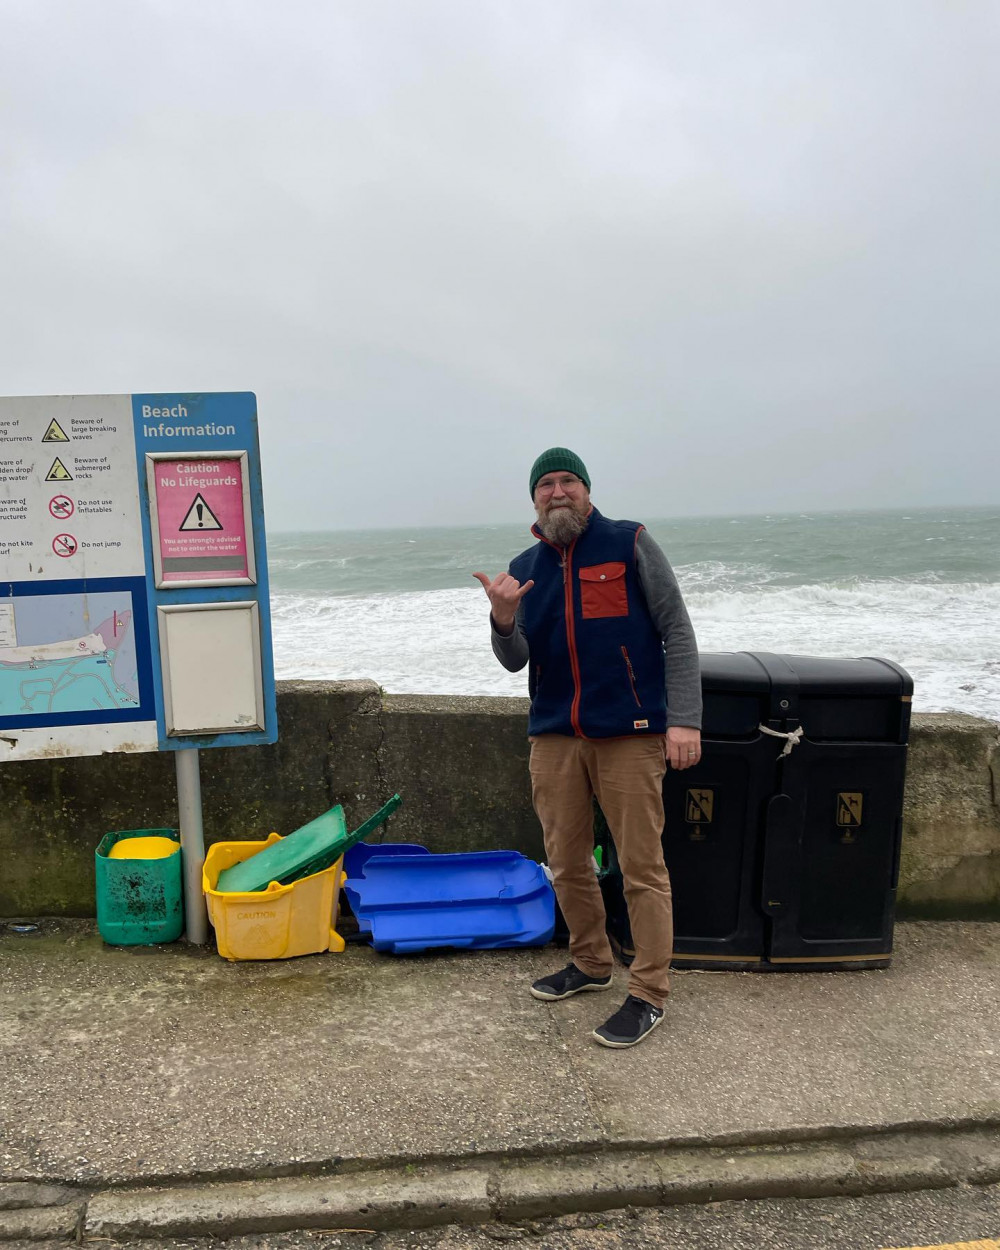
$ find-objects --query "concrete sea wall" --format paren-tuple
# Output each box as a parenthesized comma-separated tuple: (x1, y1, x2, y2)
(1, 681, 998, 919)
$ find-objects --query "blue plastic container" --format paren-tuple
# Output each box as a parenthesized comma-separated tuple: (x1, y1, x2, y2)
(344, 850, 555, 954)
(343, 841, 429, 880)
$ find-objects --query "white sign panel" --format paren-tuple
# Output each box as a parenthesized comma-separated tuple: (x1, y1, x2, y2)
(158, 603, 264, 735)
(0, 395, 143, 579)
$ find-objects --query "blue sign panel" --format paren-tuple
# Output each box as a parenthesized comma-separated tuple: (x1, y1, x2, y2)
(0, 392, 275, 761)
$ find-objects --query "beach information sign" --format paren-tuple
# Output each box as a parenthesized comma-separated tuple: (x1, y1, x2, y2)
(0, 392, 276, 763)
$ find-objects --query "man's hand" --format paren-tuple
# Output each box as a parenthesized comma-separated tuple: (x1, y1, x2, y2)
(473, 571, 534, 634)
(667, 725, 702, 771)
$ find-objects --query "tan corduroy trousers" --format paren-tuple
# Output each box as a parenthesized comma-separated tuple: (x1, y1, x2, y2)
(529, 733, 673, 1009)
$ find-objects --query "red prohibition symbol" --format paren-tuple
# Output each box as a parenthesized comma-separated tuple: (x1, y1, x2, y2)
(52, 533, 78, 558)
(49, 494, 75, 519)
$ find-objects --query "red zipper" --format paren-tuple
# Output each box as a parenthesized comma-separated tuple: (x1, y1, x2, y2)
(564, 540, 583, 736)
(534, 526, 583, 738)
(621, 646, 642, 707)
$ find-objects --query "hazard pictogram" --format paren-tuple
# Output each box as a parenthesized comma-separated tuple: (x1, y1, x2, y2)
(836, 792, 863, 827)
(41, 418, 70, 443)
(49, 495, 74, 519)
(152, 455, 250, 584)
(179, 492, 222, 531)
(685, 788, 714, 824)
(45, 457, 73, 482)
(52, 533, 78, 558)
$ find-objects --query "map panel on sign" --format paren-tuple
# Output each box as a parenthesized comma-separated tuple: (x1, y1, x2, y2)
(0, 604, 15, 649)
(0, 586, 151, 725)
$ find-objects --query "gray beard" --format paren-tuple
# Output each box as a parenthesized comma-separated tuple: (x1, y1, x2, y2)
(538, 505, 589, 546)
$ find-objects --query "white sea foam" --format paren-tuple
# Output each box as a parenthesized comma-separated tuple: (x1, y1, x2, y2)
(271, 578, 1000, 719)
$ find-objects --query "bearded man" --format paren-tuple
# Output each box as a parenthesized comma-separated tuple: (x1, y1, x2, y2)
(474, 447, 702, 1049)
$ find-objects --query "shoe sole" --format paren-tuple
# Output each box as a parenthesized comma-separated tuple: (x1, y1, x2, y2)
(530, 979, 612, 1002)
(591, 1012, 664, 1048)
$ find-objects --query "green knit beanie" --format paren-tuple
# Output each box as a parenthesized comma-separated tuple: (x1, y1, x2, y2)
(529, 447, 591, 497)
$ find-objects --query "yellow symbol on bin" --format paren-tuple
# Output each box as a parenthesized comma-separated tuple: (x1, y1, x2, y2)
(686, 789, 714, 840)
(686, 789, 714, 823)
(837, 792, 863, 842)
(836, 792, 863, 827)
(690, 785, 710, 825)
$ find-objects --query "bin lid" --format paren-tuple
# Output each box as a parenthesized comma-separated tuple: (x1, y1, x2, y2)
(108, 836, 180, 861)
(700, 651, 913, 698)
(700, 652, 772, 695)
(779, 654, 913, 698)
(215, 805, 349, 893)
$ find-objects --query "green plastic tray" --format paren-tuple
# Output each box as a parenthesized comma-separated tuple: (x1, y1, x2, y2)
(213, 795, 404, 894)
(215, 805, 348, 894)
(282, 795, 402, 884)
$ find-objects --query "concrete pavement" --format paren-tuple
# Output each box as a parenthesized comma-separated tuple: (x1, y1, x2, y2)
(1, 920, 998, 1241)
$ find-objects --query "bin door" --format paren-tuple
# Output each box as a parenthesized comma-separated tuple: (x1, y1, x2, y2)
(763, 740, 907, 967)
(665, 737, 772, 967)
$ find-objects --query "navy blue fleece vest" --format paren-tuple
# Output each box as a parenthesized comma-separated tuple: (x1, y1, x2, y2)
(509, 508, 667, 738)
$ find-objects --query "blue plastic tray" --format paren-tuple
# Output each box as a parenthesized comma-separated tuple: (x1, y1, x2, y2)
(344, 851, 555, 954)
(343, 841, 429, 880)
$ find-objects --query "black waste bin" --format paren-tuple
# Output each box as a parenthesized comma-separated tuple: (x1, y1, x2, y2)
(598, 651, 913, 971)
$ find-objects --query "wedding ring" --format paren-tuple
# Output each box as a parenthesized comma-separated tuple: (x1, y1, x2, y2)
(687, 750, 697, 756)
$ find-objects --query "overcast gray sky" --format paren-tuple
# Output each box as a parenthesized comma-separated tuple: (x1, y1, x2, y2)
(2, 1, 998, 530)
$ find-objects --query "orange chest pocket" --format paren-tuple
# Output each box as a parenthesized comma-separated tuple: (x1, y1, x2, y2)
(578, 562, 628, 619)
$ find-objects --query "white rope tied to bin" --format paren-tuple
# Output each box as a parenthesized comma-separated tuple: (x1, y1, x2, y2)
(758, 724, 804, 756)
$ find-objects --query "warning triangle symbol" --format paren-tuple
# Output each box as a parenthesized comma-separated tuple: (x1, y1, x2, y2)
(179, 492, 223, 531)
(45, 456, 73, 482)
(42, 418, 70, 443)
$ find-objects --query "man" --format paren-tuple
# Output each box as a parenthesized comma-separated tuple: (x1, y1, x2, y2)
(474, 447, 702, 1049)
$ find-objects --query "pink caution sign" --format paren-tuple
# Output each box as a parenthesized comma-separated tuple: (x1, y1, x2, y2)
(153, 457, 251, 583)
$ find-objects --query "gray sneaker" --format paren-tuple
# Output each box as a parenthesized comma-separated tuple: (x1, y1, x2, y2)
(593, 994, 664, 1047)
(530, 962, 613, 1001)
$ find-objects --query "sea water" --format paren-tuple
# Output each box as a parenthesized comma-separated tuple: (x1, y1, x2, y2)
(268, 507, 1000, 718)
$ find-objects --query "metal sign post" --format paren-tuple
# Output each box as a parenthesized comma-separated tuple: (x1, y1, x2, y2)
(175, 748, 208, 945)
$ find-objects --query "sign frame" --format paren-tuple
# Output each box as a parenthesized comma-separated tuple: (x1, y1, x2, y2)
(145, 450, 257, 589)
(157, 600, 265, 736)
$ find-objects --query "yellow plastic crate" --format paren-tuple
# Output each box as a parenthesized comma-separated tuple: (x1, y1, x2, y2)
(203, 833, 346, 961)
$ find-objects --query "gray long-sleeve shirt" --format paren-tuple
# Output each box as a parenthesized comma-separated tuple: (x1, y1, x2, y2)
(490, 527, 703, 730)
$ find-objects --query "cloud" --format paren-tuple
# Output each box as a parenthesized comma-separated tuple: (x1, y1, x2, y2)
(2, 0, 998, 528)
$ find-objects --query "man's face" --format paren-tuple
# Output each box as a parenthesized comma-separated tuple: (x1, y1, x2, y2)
(533, 472, 591, 543)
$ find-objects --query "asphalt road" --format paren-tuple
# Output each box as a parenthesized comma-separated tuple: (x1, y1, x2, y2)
(19, 1182, 1000, 1250)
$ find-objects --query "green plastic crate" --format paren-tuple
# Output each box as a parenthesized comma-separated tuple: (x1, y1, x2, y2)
(95, 828, 184, 946)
